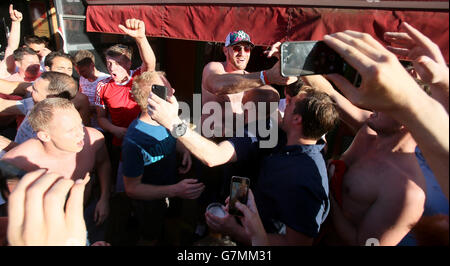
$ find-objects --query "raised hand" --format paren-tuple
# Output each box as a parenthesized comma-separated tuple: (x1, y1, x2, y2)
(323, 30, 425, 113)
(234, 189, 268, 246)
(9, 5, 23, 23)
(118, 18, 146, 39)
(7, 169, 90, 246)
(384, 22, 448, 86)
(384, 22, 446, 65)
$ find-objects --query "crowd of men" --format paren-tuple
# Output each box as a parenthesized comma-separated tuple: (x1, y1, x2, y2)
(0, 4, 448, 246)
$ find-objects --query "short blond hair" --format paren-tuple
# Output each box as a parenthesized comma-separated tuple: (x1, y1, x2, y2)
(29, 98, 76, 132)
(132, 71, 166, 111)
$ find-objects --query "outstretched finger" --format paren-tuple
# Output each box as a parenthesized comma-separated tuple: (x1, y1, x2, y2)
(384, 32, 414, 49)
(386, 46, 410, 58)
(235, 201, 252, 219)
(266, 42, 282, 59)
(343, 31, 387, 53)
(331, 31, 386, 62)
(44, 178, 75, 243)
(326, 74, 362, 108)
(323, 34, 375, 75)
(149, 91, 163, 103)
(246, 189, 258, 212)
(7, 168, 48, 245)
(22, 172, 64, 244)
(118, 24, 129, 34)
(166, 95, 178, 105)
(65, 174, 90, 231)
(401, 22, 446, 64)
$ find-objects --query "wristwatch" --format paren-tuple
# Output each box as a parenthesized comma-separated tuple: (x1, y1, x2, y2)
(171, 121, 188, 138)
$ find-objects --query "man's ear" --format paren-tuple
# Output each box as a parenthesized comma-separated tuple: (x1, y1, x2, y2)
(44, 66, 50, 72)
(292, 114, 302, 126)
(36, 131, 50, 143)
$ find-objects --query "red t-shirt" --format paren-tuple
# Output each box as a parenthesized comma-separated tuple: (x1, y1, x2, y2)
(95, 68, 142, 146)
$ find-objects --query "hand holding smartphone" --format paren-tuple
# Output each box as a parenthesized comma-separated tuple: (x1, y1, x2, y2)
(228, 176, 250, 216)
(280, 41, 352, 76)
(151, 84, 168, 101)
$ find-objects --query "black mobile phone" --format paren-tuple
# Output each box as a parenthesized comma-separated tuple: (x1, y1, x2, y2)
(151, 84, 168, 101)
(280, 41, 355, 77)
(228, 176, 250, 216)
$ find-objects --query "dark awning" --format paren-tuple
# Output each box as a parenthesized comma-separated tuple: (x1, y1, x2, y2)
(86, 2, 449, 62)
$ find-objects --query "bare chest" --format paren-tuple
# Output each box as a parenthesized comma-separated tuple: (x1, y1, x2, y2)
(26, 150, 95, 181)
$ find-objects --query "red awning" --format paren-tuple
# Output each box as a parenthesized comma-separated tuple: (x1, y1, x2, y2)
(86, 4, 449, 62)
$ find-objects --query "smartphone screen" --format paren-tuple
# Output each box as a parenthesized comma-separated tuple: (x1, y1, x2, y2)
(151, 84, 168, 101)
(228, 176, 250, 216)
(281, 41, 354, 77)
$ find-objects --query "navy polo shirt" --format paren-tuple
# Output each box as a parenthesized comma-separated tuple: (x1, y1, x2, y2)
(122, 119, 177, 186)
(228, 131, 330, 238)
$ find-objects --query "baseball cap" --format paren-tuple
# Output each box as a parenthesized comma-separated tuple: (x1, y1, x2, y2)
(225, 30, 254, 47)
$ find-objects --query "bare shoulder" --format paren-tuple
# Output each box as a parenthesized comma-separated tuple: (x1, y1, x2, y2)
(3, 139, 42, 157)
(203, 61, 226, 75)
(73, 92, 89, 105)
(1, 139, 43, 169)
(85, 127, 105, 144)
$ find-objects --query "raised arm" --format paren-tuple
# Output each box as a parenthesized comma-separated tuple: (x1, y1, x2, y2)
(147, 93, 237, 167)
(0, 135, 18, 154)
(0, 5, 22, 78)
(203, 42, 297, 95)
(0, 79, 30, 96)
(203, 62, 264, 95)
(0, 98, 23, 116)
(324, 30, 449, 199)
(118, 19, 156, 72)
(302, 75, 372, 132)
(385, 22, 449, 112)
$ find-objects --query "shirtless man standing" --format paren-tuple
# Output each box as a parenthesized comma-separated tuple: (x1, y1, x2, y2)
(201, 31, 296, 136)
(298, 49, 428, 245)
(1, 98, 111, 230)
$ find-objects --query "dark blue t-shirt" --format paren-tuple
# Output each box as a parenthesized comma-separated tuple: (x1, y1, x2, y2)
(122, 119, 177, 186)
(228, 131, 330, 238)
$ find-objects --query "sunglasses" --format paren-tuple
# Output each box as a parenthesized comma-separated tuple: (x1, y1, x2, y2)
(232, 45, 251, 53)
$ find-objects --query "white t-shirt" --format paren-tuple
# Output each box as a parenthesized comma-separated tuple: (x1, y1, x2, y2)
(79, 73, 110, 130)
(79, 72, 110, 105)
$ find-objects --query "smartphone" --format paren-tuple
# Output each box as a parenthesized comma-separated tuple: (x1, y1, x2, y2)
(281, 41, 354, 77)
(151, 84, 168, 101)
(228, 176, 250, 216)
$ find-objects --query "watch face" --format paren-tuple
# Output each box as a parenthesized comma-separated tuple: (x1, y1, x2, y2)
(174, 123, 187, 137)
(176, 126, 184, 135)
